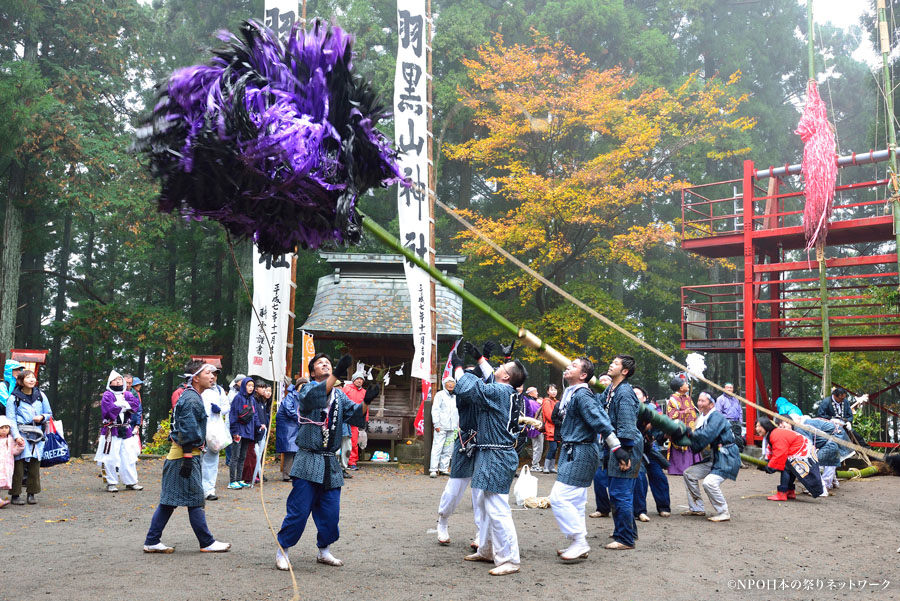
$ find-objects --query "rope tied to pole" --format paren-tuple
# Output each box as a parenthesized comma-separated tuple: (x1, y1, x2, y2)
(426, 199, 889, 464)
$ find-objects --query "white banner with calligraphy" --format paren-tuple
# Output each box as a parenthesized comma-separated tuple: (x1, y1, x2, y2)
(395, 0, 432, 381)
(247, 249, 293, 382)
(264, 0, 298, 39)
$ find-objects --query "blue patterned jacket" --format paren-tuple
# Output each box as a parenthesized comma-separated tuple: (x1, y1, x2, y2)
(599, 381, 643, 479)
(455, 372, 519, 494)
(688, 409, 740, 480)
(288, 379, 367, 488)
(556, 385, 616, 488)
(797, 418, 840, 467)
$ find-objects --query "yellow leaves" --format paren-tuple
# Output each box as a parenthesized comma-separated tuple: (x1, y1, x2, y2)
(707, 146, 753, 161)
(608, 223, 676, 272)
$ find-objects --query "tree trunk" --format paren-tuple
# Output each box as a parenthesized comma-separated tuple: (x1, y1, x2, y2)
(212, 245, 223, 331)
(16, 206, 44, 348)
(189, 233, 199, 324)
(0, 168, 25, 355)
(71, 357, 85, 454)
(48, 210, 73, 405)
(0, 36, 35, 355)
(230, 240, 253, 376)
(456, 121, 475, 210)
(152, 222, 179, 437)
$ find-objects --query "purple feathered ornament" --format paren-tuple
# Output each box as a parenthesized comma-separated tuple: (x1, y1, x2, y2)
(134, 19, 406, 254)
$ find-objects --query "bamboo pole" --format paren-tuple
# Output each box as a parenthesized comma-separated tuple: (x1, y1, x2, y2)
(807, 1, 832, 398)
(817, 241, 831, 397)
(877, 0, 900, 293)
(360, 213, 692, 445)
(740, 452, 878, 479)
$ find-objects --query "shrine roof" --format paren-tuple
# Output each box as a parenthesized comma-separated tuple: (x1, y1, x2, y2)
(300, 253, 464, 340)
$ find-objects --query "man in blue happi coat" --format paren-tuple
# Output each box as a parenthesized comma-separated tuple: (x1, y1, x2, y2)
(435, 342, 494, 546)
(597, 354, 643, 550)
(143, 361, 231, 554)
(817, 387, 854, 427)
(450, 346, 527, 576)
(683, 391, 741, 522)
(275, 353, 375, 571)
(794, 415, 843, 494)
(550, 357, 630, 560)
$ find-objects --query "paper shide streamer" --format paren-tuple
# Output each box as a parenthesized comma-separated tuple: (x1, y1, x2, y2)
(134, 19, 406, 254)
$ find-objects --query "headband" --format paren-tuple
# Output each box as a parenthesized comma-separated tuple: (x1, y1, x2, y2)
(184, 363, 217, 380)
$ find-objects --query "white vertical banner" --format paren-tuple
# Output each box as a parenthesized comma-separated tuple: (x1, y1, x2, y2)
(395, 0, 432, 381)
(247, 249, 293, 382)
(263, 0, 298, 38)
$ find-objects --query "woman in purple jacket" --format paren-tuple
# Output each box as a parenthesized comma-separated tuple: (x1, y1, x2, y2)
(95, 370, 143, 493)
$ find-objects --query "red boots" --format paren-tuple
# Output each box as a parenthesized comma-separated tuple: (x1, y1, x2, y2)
(767, 491, 789, 501)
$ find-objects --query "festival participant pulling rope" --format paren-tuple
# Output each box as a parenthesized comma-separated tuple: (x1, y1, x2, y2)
(432, 197, 892, 467)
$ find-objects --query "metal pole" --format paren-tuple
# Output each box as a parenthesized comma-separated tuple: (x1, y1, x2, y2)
(878, 0, 900, 289)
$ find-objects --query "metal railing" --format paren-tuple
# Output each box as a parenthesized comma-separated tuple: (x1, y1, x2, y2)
(681, 150, 894, 239)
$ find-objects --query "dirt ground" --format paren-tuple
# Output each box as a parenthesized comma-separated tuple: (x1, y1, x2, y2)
(0, 456, 896, 601)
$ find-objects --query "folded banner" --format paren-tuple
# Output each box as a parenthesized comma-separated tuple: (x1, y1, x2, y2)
(441, 339, 461, 382)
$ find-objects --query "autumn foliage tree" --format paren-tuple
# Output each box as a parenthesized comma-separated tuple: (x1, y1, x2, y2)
(444, 33, 754, 363)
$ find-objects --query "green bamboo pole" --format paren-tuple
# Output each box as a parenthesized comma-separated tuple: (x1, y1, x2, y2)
(807, 0, 832, 398)
(807, 0, 815, 81)
(361, 213, 519, 338)
(360, 213, 692, 445)
(878, 0, 900, 294)
(740, 452, 878, 479)
(817, 241, 831, 398)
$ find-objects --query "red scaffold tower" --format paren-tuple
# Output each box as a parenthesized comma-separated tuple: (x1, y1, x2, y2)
(680, 150, 900, 445)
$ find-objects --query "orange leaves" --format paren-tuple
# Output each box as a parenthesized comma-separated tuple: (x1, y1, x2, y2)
(446, 30, 753, 357)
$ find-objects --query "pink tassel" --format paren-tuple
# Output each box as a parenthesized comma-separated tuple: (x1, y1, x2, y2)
(796, 80, 837, 250)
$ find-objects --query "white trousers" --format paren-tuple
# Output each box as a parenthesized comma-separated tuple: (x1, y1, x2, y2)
(438, 477, 483, 544)
(684, 462, 728, 514)
(429, 429, 453, 472)
(438, 476, 470, 518)
(340, 436, 352, 469)
(821, 466, 837, 489)
(549, 481, 588, 540)
(474, 489, 520, 566)
(102, 437, 138, 486)
(201, 449, 219, 496)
